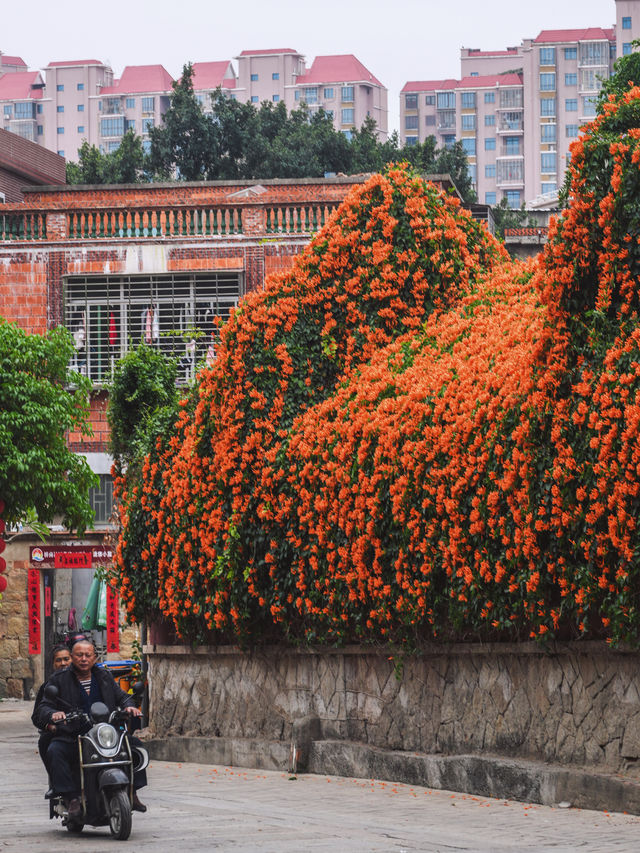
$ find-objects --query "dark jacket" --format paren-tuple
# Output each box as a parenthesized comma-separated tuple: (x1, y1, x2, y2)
(35, 665, 134, 728)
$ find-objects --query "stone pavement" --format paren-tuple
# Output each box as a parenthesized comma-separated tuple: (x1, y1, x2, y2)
(3, 699, 640, 852)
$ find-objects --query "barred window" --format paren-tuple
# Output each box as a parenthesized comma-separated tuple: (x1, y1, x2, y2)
(65, 272, 243, 383)
(89, 475, 114, 526)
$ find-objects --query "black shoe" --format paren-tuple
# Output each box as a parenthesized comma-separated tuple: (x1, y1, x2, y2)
(44, 788, 53, 799)
(132, 793, 147, 813)
(66, 797, 82, 819)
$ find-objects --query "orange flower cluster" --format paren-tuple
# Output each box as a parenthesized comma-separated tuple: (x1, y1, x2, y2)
(112, 92, 640, 647)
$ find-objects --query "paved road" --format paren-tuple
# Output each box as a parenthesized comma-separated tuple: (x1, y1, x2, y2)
(2, 699, 640, 852)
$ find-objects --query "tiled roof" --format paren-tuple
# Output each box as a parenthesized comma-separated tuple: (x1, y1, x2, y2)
(458, 73, 523, 88)
(192, 61, 235, 90)
(0, 55, 27, 67)
(46, 59, 105, 67)
(296, 54, 384, 87)
(0, 71, 44, 100)
(401, 79, 458, 93)
(99, 64, 174, 95)
(534, 27, 614, 43)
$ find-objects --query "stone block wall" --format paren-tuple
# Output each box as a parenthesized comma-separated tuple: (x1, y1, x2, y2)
(0, 540, 40, 699)
(145, 642, 640, 772)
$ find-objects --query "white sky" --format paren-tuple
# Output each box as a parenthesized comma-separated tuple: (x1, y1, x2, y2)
(3, 0, 618, 132)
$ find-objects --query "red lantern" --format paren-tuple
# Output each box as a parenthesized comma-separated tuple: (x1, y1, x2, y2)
(0, 576, 6, 593)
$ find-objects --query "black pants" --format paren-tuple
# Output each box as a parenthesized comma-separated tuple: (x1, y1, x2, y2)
(45, 736, 147, 796)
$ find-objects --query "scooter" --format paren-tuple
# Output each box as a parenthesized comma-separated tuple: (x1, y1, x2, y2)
(43, 684, 149, 841)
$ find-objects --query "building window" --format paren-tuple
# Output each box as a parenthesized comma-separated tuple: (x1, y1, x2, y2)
(324, 87, 334, 99)
(57, 127, 64, 134)
(541, 182, 557, 194)
(3, 105, 11, 117)
(303, 87, 318, 104)
(484, 92, 495, 103)
(65, 272, 242, 384)
(37, 103, 43, 114)
(57, 150, 64, 156)
(485, 164, 496, 178)
(250, 73, 259, 81)
(485, 137, 496, 150)
(461, 92, 476, 108)
(540, 123, 556, 142)
(77, 83, 84, 91)
(484, 114, 495, 126)
(582, 96, 597, 116)
(425, 94, 435, 105)
(623, 43, 633, 56)
(251, 95, 259, 104)
(341, 86, 354, 102)
(325, 109, 334, 119)
(468, 164, 476, 182)
(504, 136, 521, 154)
(564, 47, 577, 60)
(272, 72, 279, 80)
(539, 47, 556, 65)
(461, 137, 476, 156)
(101, 116, 124, 137)
(437, 91, 455, 109)
(622, 16, 632, 29)
(405, 136, 418, 147)
(141, 117, 154, 133)
(57, 84, 64, 92)
(540, 73, 556, 91)
(497, 159, 524, 183)
(126, 119, 136, 131)
(57, 105, 64, 113)
(565, 73, 577, 86)
(77, 125, 85, 133)
(500, 89, 523, 108)
(505, 190, 521, 208)
(141, 97, 155, 112)
(580, 42, 608, 66)
(425, 115, 435, 126)
(88, 474, 114, 526)
(405, 115, 419, 130)
(126, 98, 135, 109)
(566, 124, 578, 137)
(541, 98, 557, 116)
(15, 102, 36, 119)
(470, 72, 479, 78)
(294, 90, 300, 101)
(142, 139, 151, 153)
(405, 93, 418, 109)
(461, 114, 476, 130)
(442, 134, 456, 148)
(541, 152, 557, 172)
(485, 191, 497, 204)
(77, 104, 84, 112)
(341, 108, 354, 124)
(565, 98, 578, 111)
(37, 125, 43, 135)
(272, 94, 280, 102)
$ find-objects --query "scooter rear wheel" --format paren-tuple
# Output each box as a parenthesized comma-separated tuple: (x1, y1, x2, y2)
(108, 790, 132, 841)
(66, 820, 84, 834)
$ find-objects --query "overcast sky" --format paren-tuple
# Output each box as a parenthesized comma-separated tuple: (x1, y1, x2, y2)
(3, 0, 617, 131)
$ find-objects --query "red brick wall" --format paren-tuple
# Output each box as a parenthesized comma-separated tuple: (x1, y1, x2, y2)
(0, 255, 48, 333)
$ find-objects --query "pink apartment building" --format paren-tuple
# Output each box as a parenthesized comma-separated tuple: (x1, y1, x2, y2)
(0, 48, 387, 163)
(400, 0, 640, 207)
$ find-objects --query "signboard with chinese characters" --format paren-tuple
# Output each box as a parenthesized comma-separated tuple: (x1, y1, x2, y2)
(27, 569, 41, 654)
(106, 585, 120, 653)
(30, 545, 113, 567)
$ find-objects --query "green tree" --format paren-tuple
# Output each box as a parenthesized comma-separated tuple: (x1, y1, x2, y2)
(597, 40, 640, 109)
(148, 63, 215, 181)
(491, 197, 535, 240)
(0, 319, 97, 531)
(66, 132, 146, 185)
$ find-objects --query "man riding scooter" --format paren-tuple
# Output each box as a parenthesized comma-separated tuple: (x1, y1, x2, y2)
(36, 638, 148, 819)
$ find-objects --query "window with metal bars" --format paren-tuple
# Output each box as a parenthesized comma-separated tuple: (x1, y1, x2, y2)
(65, 271, 243, 384)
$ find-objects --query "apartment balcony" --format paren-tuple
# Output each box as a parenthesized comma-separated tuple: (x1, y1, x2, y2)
(496, 112, 524, 133)
(496, 156, 524, 188)
(436, 110, 456, 131)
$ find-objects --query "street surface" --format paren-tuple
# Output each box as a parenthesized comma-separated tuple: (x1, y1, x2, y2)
(2, 699, 640, 852)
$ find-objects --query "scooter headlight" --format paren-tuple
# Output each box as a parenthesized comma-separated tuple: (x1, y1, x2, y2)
(96, 724, 118, 749)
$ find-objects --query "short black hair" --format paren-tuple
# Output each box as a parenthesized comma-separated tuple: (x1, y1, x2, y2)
(51, 644, 70, 659)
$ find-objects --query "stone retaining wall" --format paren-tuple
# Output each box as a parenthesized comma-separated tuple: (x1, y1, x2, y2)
(144, 642, 640, 773)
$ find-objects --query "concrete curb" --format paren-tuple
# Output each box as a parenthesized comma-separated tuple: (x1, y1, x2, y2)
(147, 735, 640, 815)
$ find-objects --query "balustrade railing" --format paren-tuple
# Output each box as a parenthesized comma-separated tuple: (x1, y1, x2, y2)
(66, 206, 243, 239)
(0, 211, 47, 241)
(265, 203, 337, 234)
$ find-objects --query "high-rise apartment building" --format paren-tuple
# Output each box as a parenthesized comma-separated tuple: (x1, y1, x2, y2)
(0, 48, 387, 163)
(400, 0, 640, 206)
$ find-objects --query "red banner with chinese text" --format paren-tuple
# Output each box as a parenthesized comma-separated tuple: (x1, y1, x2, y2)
(106, 585, 119, 653)
(28, 569, 41, 655)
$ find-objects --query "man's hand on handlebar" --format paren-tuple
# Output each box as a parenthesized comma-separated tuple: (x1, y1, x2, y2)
(51, 711, 66, 723)
(123, 706, 142, 717)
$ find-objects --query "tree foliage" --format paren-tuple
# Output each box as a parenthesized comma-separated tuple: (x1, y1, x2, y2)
(66, 131, 146, 185)
(0, 320, 97, 531)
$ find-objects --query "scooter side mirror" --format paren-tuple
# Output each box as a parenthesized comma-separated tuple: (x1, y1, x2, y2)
(131, 681, 145, 696)
(44, 684, 59, 701)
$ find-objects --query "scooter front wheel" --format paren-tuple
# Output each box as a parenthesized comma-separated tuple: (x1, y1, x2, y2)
(66, 819, 84, 834)
(108, 790, 132, 841)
